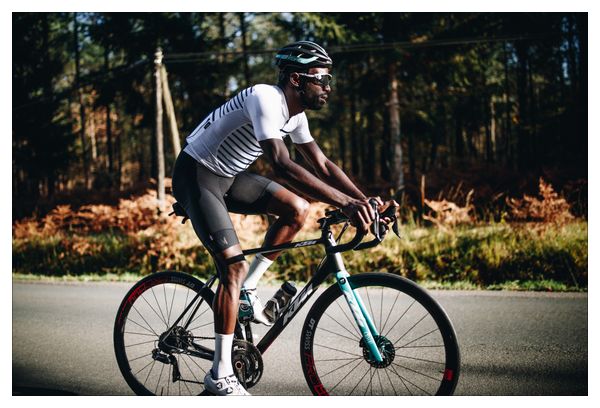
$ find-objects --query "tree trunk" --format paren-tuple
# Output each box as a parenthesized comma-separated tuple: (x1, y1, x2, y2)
(388, 62, 404, 198)
(515, 41, 529, 171)
(73, 13, 89, 189)
(104, 43, 114, 184)
(239, 13, 251, 87)
(566, 14, 579, 97)
(380, 108, 391, 182)
(366, 108, 376, 184)
(218, 13, 229, 98)
(349, 66, 360, 178)
(527, 54, 538, 169)
(338, 127, 346, 173)
(155, 48, 166, 211)
(503, 42, 513, 167)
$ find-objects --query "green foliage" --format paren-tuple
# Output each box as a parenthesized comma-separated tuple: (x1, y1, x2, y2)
(12, 221, 587, 290)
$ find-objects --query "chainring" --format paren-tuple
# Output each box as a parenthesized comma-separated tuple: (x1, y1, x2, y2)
(231, 339, 264, 389)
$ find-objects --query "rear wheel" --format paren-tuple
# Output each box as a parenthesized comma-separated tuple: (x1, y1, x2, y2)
(300, 273, 460, 395)
(113, 271, 215, 395)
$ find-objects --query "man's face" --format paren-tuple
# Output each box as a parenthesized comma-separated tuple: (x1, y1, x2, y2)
(299, 67, 332, 110)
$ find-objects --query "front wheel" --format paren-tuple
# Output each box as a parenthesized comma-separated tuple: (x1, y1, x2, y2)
(300, 273, 460, 396)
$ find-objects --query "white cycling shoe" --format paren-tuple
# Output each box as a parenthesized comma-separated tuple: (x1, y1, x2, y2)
(204, 370, 250, 396)
(244, 288, 273, 326)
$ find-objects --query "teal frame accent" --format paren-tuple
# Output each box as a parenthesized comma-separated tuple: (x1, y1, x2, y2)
(335, 270, 383, 363)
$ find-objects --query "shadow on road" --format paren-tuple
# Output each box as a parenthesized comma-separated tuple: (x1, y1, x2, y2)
(13, 386, 79, 396)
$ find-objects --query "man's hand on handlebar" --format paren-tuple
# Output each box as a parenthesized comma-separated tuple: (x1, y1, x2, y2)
(341, 196, 399, 235)
(341, 198, 375, 234)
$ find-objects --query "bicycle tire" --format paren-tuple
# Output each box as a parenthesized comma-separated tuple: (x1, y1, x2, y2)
(300, 273, 460, 396)
(113, 271, 216, 396)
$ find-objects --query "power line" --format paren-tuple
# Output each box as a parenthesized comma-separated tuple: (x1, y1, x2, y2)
(163, 33, 556, 63)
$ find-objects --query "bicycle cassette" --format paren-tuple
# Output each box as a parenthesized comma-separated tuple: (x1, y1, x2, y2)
(232, 339, 263, 389)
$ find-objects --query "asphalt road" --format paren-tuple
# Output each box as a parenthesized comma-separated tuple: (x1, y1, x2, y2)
(12, 280, 587, 396)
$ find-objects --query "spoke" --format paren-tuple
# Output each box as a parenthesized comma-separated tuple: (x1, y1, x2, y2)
(143, 359, 157, 388)
(155, 360, 166, 395)
(139, 293, 167, 329)
(396, 344, 445, 349)
(168, 284, 177, 331)
(349, 361, 373, 396)
(377, 367, 384, 396)
(187, 306, 211, 329)
(395, 353, 446, 365)
(391, 361, 441, 382)
(163, 284, 170, 327)
(184, 352, 208, 375)
(384, 366, 398, 396)
(364, 287, 377, 333)
(125, 339, 157, 348)
(150, 287, 169, 329)
(125, 318, 157, 336)
(133, 359, 154, 377)
(379, 287, 384, 334)
(329, 358, 365, 394)
(335, 299, 362, 338)
(167, 359, 171, 396)
(180, 354, 201, 384)
(364, 366, 375, 396)
(383, 299, 415, 338)
(128, 351, 152, 363)
(325, 307, 361, 341)
(178, 356, 193, 395)
(393, 313, 430, 345)
(125, 331, 158, 337)
(314, 343, 363, 358)
(183, 288, 191, 322)
(317, 326, 359, 343)
(131, 304, 160, 336)
(388, 363, 415, 395)
(188, 320, 214, 333)
(397, 327, 440, 348)
(319, 356, 364, 378)
(381, 290, 401, 334)
(315, 357, 360, 363)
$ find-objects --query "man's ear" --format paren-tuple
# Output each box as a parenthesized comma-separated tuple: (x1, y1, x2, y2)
(289, 72, 301, 88)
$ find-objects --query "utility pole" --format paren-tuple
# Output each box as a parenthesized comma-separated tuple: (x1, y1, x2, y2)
(160, 65, 181, 158)
(154, 47, 165, 212)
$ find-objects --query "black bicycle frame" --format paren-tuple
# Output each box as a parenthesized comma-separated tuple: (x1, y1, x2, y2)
(253, 237, 346, 354)
(162, 204, 389, 360)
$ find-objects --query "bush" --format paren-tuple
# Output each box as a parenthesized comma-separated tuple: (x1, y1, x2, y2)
(12, 184, 587, 290)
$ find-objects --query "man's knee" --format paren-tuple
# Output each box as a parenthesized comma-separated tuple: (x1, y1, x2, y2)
(220, 259, 249, 288)
(287, 197, 310, 226)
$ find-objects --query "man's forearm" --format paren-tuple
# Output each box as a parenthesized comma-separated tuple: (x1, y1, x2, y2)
(276, 159, 353, 208)
(317, 160, 367, 200)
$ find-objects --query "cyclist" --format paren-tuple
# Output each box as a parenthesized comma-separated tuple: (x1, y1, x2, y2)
(171, 40, 396, 396)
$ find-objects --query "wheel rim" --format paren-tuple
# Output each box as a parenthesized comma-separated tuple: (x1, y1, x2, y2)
(305, 280, 458, 396)
(116, 277, 214, 396)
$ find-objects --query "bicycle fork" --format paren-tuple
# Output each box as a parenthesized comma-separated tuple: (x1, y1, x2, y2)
(332, 256, 384, 363)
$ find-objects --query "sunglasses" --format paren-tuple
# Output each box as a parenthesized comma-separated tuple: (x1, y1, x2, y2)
(298, 72, 333, 87)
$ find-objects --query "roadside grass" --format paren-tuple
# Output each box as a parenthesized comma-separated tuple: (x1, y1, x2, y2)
(12, 220, 587, 292)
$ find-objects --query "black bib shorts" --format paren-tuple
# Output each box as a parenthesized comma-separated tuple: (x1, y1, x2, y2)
(172, 151, 283, 255)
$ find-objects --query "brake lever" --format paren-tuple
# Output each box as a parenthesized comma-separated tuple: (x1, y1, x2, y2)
(392, 218, 400, 238)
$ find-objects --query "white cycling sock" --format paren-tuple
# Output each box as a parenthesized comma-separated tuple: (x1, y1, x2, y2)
(242, 253, 274, 290)
(212, 332, 234, 378)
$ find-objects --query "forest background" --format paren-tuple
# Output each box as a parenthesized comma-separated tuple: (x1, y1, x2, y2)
(11, 12, 588, 290)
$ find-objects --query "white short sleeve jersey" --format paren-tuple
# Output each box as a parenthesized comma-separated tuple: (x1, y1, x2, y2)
(183, 84, 313, 177)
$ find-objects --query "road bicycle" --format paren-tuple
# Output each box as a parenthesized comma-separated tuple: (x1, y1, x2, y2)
(113, 201, 460, 396)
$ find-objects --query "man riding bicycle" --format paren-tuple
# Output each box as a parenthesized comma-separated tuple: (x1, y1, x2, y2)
(171, 40, 397, 396)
